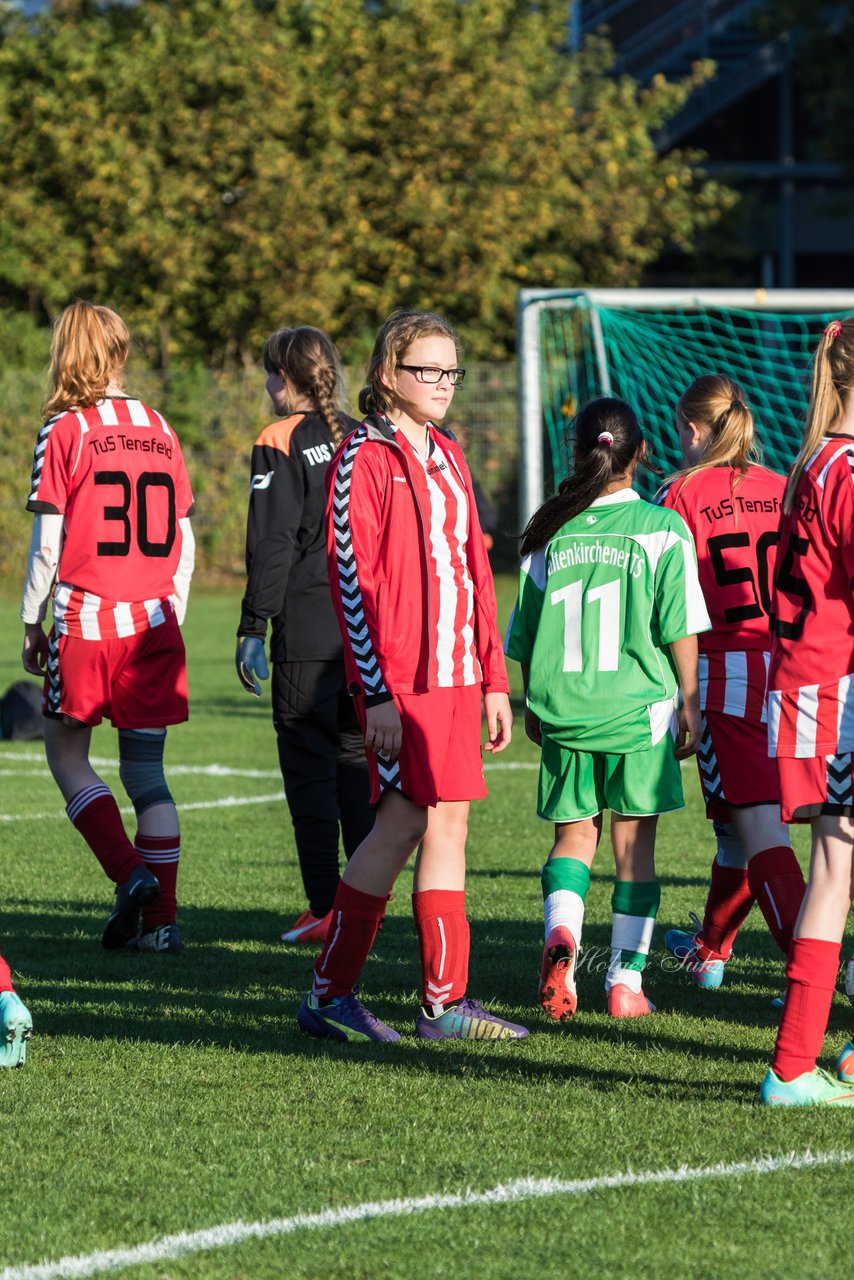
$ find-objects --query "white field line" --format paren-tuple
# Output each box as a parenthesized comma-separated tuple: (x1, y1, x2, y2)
(0, 756, 542, 823)
(0, 751, 539, 777)
(0, 795, 286, 823)
(3, 1149, 851, 1280)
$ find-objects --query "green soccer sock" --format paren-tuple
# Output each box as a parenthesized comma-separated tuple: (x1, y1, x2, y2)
(542, 857, 591, 945)
(607, 879, 661, 995)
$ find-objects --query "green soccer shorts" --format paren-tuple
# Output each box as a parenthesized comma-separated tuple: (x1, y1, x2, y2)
(537, 730, 684, 822)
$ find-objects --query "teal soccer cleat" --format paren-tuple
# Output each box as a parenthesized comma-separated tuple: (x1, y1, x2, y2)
(0, 991, 33, 1068)
(664, 913, 726, 990)
(760, 1066, 854, 1106)
(836, 1040, 854, 1084)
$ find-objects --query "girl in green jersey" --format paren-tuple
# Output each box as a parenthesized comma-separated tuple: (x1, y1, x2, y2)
(505, 398, 709, 1019)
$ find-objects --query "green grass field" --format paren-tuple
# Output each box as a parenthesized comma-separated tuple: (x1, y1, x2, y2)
(1, 584, 852, 1280)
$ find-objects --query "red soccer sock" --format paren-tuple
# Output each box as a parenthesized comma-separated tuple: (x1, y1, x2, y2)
(312, 881, 387, 1001)
(135, 832, 180, 929)
(0, 952, 13, 993)
(67, 785, 141, 885)
(695, 859, 754, 962)
(772, 937, 841, 1081)
(412, 889, 470, 1010)
(747, 846, 806, 956)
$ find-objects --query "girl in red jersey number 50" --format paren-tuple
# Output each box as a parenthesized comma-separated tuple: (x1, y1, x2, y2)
(20, 302, 195, 955)
(297, 310, 528, 1044)
(659, 376, 806, 991)
(761, 317, 854, 1106)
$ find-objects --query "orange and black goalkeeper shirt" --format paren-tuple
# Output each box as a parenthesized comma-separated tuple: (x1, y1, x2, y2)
(238, 409, 358, 662)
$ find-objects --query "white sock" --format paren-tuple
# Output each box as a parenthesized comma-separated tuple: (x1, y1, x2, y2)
(544, 889, 585, 946)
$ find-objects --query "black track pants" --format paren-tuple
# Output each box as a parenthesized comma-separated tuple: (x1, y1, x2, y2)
(272, 660, 374, 917)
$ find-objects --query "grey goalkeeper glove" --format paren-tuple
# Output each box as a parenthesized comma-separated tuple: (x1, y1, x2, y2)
(236, 636, 270, 697)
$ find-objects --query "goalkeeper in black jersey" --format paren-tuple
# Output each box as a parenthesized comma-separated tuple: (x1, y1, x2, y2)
(236, 327, 373, 943)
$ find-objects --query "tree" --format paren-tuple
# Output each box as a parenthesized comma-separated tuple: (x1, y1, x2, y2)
(0, 0, 734, 361)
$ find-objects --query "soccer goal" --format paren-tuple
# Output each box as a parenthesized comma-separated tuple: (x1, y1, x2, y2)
(517, 288, 854, 524)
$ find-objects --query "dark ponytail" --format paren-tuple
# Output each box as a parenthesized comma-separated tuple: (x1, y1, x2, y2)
(520, 398, 646, 556)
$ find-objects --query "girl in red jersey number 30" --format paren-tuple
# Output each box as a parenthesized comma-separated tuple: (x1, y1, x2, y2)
(20, 302, 194, 957)
(297, 310, 528, 1043)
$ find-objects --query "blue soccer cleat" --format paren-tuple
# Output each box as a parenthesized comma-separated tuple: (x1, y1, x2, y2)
(0, 991, 33, 1068)
(665, 912, 726, 990)
(297, 992, 400, 1042)
(761, 1065, 854, 1106)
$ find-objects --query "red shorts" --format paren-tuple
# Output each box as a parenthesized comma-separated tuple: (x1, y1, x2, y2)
(357, 684, 487, 808)
(776, 753, 854, 823)
(697, 710, 780, 821)
(44, 613, 189, 729)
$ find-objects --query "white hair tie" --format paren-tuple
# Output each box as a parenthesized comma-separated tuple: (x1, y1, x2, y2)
(597, 431, 614, 447)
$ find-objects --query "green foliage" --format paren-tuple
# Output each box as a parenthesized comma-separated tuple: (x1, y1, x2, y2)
(0, 0, 734, 362)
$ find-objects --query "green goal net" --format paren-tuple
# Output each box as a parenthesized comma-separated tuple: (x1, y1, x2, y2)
(518, 289, 854, 520)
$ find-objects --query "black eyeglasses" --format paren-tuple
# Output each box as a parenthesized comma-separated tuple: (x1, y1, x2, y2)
(398, 364, 466, 386)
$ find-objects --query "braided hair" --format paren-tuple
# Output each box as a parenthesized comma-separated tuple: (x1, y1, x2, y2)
(262, 326, 347, 446)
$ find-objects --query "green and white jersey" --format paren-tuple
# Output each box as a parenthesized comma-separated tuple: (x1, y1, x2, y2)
(505, 490, 710, 753)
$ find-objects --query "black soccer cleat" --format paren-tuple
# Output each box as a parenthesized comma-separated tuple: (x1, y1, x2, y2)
(126, 923, 183, 954)
(102, 865, 161, 949)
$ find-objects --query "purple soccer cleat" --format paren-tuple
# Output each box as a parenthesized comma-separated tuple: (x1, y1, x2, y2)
(297, 992, 400, 1042)
(416, 998, 529, 1041)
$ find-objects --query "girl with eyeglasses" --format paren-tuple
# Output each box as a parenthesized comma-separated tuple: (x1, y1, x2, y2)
(297, 309, 528, 1043)
(505, 398, 709, 1021)
(659, 376, 806, 994)
(235, 327, 374, 946)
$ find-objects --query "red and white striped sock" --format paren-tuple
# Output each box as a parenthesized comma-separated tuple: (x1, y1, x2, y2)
(772, 937, 840, 1081)
(747, 846, 806, 956)
(66, 785, 140, 884)
(135, 832, 180, 928)
(0, 952, 14, 994)
(412, 889, 469, 1012)
(312, 881, 387, 1001)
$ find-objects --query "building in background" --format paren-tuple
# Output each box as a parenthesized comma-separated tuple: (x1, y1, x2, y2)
(576, 0, 854, 288)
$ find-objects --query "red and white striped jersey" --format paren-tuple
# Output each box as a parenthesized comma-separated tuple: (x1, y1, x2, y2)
(768, 435, 854, 758)
(661, 464, 784, 723)
(27, 397, 194, 638)
(396, 431, 480, 687)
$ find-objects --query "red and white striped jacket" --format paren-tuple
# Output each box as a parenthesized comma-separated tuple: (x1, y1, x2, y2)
(325, 415, 509, 705)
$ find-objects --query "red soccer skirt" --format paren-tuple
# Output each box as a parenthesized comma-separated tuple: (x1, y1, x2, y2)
(776, 752, 854, 823)
(697, 709, 780, 821)
(357, 684, 487, 808)
(44, 613, 188, 729)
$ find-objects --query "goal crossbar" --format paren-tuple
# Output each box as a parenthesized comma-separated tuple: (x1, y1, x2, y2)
(517, 288, 854, 526)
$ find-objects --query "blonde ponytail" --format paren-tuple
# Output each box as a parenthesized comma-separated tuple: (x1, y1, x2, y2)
(664, 374, 759, 496)
(784, 317, 854, 513)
